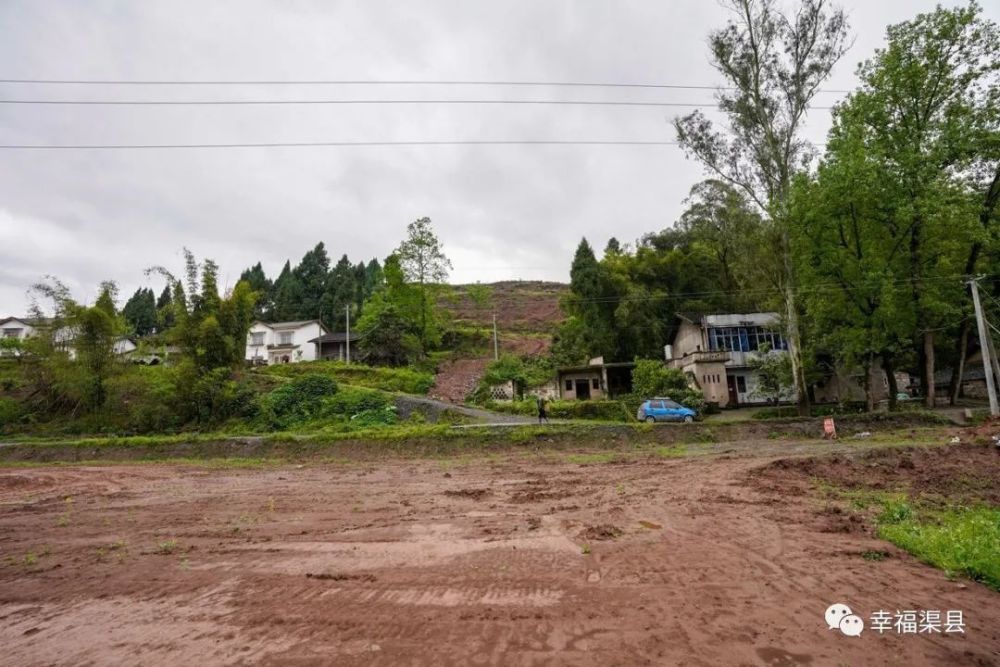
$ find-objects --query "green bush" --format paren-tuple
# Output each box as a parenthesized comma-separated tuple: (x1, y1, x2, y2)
(319, 386, 390, 418)
(259, 374, 338, 429)
(485, 398, 630, 422)
(547, 400, 630, 422)
(630, 360, 705, 411)
(258, 361, 433, 394)
(105, 366, 180, 433)
(348, 406, 398, 428)
(0, 396, 21, 430)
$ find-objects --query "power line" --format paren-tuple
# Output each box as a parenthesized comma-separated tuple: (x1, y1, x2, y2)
(0, 98, 834, 109)
(0, 139, 680, 150)
(0, 77, 853, 93)
(447, 271, 983, 309)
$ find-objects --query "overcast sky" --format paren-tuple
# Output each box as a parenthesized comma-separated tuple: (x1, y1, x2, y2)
(1, 0, 996, 315)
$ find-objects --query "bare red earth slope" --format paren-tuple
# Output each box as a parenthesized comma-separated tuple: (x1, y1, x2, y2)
(431, 282, 567, 403)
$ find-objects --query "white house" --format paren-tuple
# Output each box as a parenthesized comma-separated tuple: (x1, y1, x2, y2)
(0, 317, 37, 357)
(668, 312, 794, 407)
(246, 320, 328, 365)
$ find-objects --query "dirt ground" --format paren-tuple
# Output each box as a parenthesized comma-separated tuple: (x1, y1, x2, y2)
(1, 441, 999, 665)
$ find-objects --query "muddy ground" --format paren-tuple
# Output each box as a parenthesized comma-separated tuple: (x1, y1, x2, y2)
(1, 439, 998, 665)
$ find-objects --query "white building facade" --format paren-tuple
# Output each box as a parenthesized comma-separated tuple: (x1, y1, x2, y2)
(0, 317, 36, 356)
(246, 320, 327, 365)
(668, 312, 794, 407)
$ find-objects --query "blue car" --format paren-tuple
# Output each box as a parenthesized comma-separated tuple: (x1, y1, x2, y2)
(637, 398, 697, 423)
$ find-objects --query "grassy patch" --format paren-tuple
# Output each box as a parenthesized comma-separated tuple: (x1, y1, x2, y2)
(156, 539, 179, 555)
(257, 361, 433, 394)
(877, 505, 1000, 591)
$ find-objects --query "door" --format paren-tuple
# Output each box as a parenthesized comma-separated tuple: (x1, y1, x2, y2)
(663, 399, 684, 421)
(575, 379, 592, 400)
(726, 376, 739, 407)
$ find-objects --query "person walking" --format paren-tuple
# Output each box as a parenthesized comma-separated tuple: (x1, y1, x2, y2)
(536, 395, 549, 424)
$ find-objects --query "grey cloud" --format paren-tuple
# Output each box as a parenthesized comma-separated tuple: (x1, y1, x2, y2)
(1, 0, 994, 314)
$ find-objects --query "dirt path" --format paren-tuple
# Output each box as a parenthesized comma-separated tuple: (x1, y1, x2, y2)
(396, 394, 534, 424)
(1, 444, 997, 665)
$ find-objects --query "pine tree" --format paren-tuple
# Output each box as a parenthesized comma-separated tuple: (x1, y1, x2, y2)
(239, 262, 273, 319)
(156, 285, 175, 331)
(271, 261, 303, 322)
(321, 254, 358, 330)
(293, 243, 331, 320)
(123, 287, 158, 336)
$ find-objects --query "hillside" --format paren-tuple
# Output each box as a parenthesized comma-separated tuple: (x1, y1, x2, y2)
(439, 281, 568, 335)
(432, 281, 569, 402)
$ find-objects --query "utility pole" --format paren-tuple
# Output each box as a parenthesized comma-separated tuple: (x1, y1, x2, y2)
(345, 305, 351, 364)
(969, 277, 998, 416)
(492, 312, 499, 361)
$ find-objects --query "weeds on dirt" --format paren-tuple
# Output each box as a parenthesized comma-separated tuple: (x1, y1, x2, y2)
(156, 540, 179, 555)
(652, 445, 687, 458)
(581, 545, 591, 555)
(816, 479, 1000, 591)
(878, 506, 1000, 591)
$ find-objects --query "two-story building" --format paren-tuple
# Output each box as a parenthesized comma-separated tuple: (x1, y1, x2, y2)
(0, 317, 36, 356)
(668, 312, 793, 408)
(245, 320, 328, 365)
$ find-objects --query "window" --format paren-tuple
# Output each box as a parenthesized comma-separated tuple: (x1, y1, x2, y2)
(250, 332, 265, 346)
(664, 400, 681, 409)
(2, 328, 22, 338)
(653, 401, 665, 409)
(736, 376, 747, 393)
(591, 378, 599, 390)
(278, 332, 293, 345)
(708, 325, 787, 352)
(565, 380, 573, 391)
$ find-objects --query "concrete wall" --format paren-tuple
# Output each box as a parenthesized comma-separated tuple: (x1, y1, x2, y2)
(558, 371, 605, 400)
(672, 320, 705, 358)
(246, 321, 325, 364)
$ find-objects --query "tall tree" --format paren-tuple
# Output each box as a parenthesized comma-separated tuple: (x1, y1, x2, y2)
(270, 261, 303, 322)
(557, 238, 616, 362)
(239, 262, 273, 319)
(396, 217, 452, 352)
(122, 287, 157, 336)
(674, 0, 851, 414)
(322, 254, 358, 330)
(835, 2, 998, 407)
(356, 254, 425, 365)
(27, 278, 126, 410)
(676, 180, 763, 300)
(156, 284, 175, 330)
(292, 243, 331, 320)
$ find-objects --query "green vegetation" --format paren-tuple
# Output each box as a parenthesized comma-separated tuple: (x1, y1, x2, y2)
(879, 505, 1000, 591)
(258, 361, 433, 394)
(156, 539, 179, 555)
(486, 398, 631, 422)
(630, 360, 704, 411)
(473, 354, 554, 402)
(816, 477, 1000, 592)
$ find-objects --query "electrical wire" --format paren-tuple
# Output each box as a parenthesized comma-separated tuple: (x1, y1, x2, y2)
(0, 98, 835, 109)
(0, 140, 681, 150)
(0, 77, 852, 93)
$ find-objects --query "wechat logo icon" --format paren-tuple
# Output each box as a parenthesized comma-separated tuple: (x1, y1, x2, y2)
(826, 602, 864, 637)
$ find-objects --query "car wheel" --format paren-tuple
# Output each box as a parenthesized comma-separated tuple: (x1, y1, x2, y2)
(645, 416, 656, 424)
(683, 415, 694, 423)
